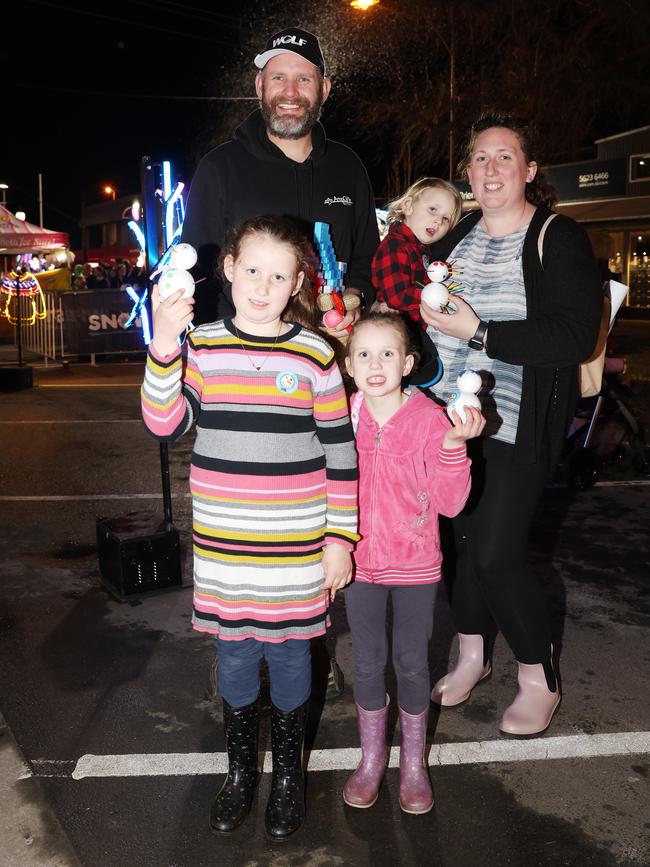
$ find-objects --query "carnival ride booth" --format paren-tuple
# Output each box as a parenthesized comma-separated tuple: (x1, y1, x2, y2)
(0, 205, 69, 388)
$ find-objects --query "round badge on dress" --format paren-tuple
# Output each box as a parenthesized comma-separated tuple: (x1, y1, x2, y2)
(276, 370, 299, 394)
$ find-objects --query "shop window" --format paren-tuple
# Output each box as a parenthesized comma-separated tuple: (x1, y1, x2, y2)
(88, 225, 102, 248)
(103, 222, 118, 247)
(629, 154, 650, 182)
(605, 232, 624, 283)
(629, 233, 650, 307)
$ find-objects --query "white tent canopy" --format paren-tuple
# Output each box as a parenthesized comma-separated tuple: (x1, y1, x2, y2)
(0, 205, 69, 253)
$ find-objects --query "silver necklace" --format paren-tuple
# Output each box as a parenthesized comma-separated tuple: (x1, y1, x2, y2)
(233, 321, 283, 372)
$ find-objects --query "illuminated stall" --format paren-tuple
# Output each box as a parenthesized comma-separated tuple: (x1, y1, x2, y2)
(0, 206, 70, 388)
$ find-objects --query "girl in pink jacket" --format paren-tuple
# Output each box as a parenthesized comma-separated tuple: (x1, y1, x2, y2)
(343, 312, 484, 815)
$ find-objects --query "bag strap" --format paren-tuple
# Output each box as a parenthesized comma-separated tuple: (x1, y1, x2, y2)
(537, 213, 558, 268)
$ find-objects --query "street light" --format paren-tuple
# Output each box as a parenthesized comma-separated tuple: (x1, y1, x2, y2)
(103, 185, 116, 201)
(0, 183, 7, 206)
(350, 0, 379, 8)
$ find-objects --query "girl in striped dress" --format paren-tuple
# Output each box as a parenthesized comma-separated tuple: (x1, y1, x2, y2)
(141, 216, 359, 840)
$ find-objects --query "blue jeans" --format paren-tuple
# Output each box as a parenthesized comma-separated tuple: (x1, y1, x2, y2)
(216, 637, 311, 712)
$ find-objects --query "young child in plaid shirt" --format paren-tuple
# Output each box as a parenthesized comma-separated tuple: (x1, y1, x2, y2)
(371, 178, 462, 385)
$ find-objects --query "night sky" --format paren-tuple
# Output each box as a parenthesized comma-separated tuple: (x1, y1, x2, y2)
(6, 0, 650, 248)
(7, 1, 254, 242)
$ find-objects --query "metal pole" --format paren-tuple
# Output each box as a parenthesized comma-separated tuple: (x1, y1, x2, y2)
(38, 173, 44, 227)
(140, 155, 175, 527)
(583, 395, 604, 448)
(16, 281, 23, 367)
(160, 443, 173, 524)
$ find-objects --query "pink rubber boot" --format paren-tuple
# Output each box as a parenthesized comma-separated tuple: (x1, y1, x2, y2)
(431, 634, 491, 706)
(343, 701, 389, 808)
(398, 707, 433, 814)
(499, 661, 561, 737)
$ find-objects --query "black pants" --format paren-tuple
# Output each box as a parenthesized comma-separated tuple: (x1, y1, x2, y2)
(448, 436, 552, 664)
(345, 582, 439, 715)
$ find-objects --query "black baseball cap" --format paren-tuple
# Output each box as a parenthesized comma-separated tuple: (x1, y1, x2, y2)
(254, 28, 326, 75)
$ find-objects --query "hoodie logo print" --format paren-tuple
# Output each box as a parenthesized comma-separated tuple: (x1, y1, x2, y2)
(324, 195, 353, 206)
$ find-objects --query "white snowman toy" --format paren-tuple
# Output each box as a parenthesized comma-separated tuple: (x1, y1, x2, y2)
(157, 243, 198, 300)
(446, 369, 482, 423)
(420, 259, 464, 313)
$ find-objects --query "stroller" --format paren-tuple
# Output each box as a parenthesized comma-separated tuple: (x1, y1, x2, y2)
(558, 277, 649, 490)
(560, 351, 650, 490)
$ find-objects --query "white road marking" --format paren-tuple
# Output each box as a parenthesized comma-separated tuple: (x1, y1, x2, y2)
(0, 494, 191, 501)
(592, 479, 650, 487)
(66, 731, 650, 780)
(2, 478, 648, 504)
(38, 383, 141, 388)
(0, 419, 141, 424)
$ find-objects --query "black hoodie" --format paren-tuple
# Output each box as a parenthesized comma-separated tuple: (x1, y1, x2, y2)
(181, 109, 379, 324)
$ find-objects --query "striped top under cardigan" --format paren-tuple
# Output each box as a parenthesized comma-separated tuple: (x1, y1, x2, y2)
(141, 319, 359, 642)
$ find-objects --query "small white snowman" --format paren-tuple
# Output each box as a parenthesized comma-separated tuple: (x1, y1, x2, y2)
(446, 369, 482, 423)
(156, 243, 198, 300)
(154, 243, 198, 341)
(420, 259, 465, 313)
(157, 266, 195, 300)
(168, 242, 198, 272)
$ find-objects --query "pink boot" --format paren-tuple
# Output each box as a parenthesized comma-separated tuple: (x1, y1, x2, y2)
(343, 701, 389, 808)
(499, 661, 561, 737)
(431, 634, 491, 706)
(398, 707, 433, 814)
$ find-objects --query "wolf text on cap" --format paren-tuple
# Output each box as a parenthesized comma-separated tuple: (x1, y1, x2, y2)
(254, 27, 326, 75)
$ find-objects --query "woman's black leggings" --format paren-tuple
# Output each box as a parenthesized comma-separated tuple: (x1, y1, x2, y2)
(448, 436, 552, 664)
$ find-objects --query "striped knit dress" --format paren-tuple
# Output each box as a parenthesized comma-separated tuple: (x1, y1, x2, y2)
(141, 319, 359, 642)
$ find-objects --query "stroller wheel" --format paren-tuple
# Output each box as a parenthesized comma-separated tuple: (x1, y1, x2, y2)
(566, 448, 598, 490)
(632, 445, 650, 476)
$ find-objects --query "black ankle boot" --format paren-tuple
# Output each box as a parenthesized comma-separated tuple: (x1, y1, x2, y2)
(209, 699, 259, 834)
(264, 701, 308, 840)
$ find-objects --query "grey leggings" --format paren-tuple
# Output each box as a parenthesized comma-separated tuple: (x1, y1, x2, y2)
(344, 581, 439, 715)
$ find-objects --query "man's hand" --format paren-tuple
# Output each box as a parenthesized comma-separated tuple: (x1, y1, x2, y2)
(151, 284, 195, 356)
(320, 543, 353, 601)
(320, 308, 359, 342)
(320, 287, 363, 341)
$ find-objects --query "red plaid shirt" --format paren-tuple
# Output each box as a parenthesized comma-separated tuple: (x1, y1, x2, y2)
(372, 222, 430, 328)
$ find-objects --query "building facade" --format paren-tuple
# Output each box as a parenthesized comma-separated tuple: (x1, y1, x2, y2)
(546, 125, 650, 314)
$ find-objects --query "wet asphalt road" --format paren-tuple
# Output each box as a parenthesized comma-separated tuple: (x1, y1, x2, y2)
(0, 326, 649, 867)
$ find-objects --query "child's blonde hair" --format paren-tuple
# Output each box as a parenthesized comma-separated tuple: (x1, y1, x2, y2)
(386, 177, 462, 229)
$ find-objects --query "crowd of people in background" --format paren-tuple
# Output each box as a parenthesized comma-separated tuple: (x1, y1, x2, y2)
(71, 260, 146, 292)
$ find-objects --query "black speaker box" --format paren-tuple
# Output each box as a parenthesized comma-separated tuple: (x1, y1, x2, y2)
(96, 513, 183, 601)
(0, 365, 33, 391)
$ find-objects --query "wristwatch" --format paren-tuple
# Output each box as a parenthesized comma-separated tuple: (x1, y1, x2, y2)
(468, 320, 488, 351)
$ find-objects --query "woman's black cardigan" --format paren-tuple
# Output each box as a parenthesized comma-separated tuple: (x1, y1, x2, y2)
(431, 205, 603, 467)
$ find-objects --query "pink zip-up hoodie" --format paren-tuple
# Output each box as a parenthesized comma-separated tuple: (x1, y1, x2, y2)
(353, 389, 472, 586)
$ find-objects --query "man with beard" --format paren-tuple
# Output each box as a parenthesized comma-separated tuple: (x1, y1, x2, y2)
(181, 27, 379, 332)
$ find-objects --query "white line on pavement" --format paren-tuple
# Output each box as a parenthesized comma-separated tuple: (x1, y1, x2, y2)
(592, 479, 650, 486)
(0, 419, 141, 424)
(38, 383, 141, 388)
(66, 731, 650, 780)
(0, 494, 191, 501)
(4, 479, 649, 504)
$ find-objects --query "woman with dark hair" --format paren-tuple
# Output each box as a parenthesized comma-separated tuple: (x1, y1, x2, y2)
(421, 112, 602, 736)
